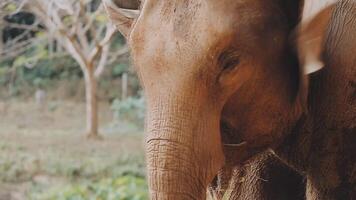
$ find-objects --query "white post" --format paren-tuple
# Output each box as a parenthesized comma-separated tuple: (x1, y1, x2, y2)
(121, 72, 128, 100)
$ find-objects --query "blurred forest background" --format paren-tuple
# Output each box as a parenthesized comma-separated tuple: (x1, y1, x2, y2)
(0, 0, 147, 199)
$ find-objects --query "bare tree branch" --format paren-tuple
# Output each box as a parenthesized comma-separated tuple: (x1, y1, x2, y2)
(2, 0, 128, 138)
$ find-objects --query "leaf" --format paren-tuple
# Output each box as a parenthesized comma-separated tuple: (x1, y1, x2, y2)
(95, 14, 108, 23)
(4, 3, 17, 12)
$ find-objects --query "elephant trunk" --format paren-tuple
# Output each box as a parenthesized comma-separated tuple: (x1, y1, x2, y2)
(145, 95, 225, 200)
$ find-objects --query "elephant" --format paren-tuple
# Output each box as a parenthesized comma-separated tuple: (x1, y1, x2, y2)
(103, 0, 356, 199)
(208, 151, 306, 200)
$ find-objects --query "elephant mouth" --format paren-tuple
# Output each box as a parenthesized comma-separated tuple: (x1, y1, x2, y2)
(220, 120, 261, 165)
(220, 120, 245, 146)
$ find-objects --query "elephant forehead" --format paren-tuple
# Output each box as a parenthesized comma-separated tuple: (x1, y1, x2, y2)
(141, 0, 233, 39)
(170, 2, 203, 38)
(134, 0, 280, 53)
(130, 2, 233, 67)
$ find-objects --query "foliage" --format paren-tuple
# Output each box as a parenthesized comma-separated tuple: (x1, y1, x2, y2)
(0, 0, 147, 198)
(12, 40, 48, 68)
(0, 142, 145, 183)
(30, 175, 148, 200)
(0, 45, 131, 98)
(111, 96, 146, 128)
(0, 0, 134, 98)
(4, 3, 17, 12)
(0, 53, 82, 97)
(112, 63, 130, 77)
(0, 130, 147, 199)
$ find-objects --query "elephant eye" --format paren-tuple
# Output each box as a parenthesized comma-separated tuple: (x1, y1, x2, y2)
(218, 49, 240, 71)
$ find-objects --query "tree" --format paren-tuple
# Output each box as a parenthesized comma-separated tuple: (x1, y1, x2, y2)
(20, 0, 128, 139)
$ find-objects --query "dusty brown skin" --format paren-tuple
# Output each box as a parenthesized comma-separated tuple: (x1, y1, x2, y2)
(104, 0, 355, 199)
(209, 152, 305, 200)
(132, 1, 302, 199)
(112, 0, 140, 9)
(277, 1, 356, 199)
(220, 3, 356, 197)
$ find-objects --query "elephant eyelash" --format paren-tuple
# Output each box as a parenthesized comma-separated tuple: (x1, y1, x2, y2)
(218, 49, 241, 71)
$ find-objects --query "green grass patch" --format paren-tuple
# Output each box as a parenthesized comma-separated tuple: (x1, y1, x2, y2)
(29, 175, 148, 200)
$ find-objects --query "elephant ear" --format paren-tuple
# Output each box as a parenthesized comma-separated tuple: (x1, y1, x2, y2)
(296, 1, 336, 109)
(102, 0, 140, 39)
(298, 3, 335, 74)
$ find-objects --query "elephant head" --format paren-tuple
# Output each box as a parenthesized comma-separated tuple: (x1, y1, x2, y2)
(103, 0, 335, 199)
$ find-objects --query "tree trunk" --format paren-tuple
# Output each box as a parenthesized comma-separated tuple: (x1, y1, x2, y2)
(84, 65, 100, 139)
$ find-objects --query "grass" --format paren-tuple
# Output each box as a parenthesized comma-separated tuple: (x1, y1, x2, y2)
(0, 100, 147, 200)
(30, 175, 148, 200)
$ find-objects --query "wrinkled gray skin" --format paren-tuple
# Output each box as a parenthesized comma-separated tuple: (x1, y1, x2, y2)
(104, 0, 355, 199)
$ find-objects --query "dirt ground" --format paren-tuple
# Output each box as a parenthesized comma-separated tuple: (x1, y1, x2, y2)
(0, 100, 145, 200)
